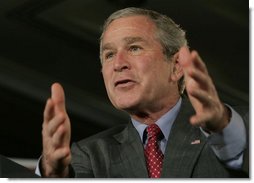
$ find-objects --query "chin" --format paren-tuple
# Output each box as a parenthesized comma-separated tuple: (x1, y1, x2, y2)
(109, 92, 141, 111)
(113, 99, 139, 111)
(114, 103, 134, 111)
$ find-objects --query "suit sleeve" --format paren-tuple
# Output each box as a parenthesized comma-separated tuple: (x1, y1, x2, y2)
(200, 105, 249, 175)
(70, 142, 94, 178)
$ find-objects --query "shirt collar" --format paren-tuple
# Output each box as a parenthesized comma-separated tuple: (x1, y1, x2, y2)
(131, 97, 182, 142)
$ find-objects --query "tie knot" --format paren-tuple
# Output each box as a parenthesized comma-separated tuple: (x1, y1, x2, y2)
(146, 124, 161, 138)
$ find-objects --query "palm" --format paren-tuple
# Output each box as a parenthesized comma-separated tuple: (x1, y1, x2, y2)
(178, 47, 228, 132)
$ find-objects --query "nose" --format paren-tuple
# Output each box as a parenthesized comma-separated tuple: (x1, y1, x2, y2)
(114, 51, 130, 72)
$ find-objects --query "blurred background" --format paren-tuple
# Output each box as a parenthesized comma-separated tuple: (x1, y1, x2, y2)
(0, 0, 248, 170)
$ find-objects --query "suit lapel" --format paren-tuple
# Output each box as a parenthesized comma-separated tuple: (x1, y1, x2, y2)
(108, 97, 207, 178)
(111, 122, 148, 178)
(161, 97, 207, 178)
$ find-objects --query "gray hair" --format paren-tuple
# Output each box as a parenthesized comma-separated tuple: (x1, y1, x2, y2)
(100, 7, 187, 94)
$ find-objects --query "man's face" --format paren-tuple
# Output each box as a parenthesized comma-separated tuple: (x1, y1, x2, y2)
(101, 16, 179, 113)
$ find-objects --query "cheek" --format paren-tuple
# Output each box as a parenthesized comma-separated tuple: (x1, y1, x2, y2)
(147, 64, 172, 89)
(102, 69, 111, 90)
(142, 60, 171, 79)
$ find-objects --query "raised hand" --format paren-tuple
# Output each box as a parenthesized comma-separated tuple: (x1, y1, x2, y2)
(178, 46, 230, 132)
(41, 83, 71, 177)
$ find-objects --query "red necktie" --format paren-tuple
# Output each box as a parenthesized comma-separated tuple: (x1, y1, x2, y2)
(144, 124, 164, 178)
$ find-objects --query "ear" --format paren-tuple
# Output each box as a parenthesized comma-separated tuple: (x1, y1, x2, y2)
(170, 52, 184, 81)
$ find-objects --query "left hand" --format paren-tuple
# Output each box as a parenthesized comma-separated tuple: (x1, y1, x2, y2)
(178, 46, 230, 133)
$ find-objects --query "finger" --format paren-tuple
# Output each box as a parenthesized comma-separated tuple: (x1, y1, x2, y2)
(47, 113, 66, 137)
(52, 124, 68, 148)
(188, 89, 213, 107)
(190, 113, 212, 126)
(190, 51, 208, 74)
(51, 83, 66, 112)
(43, 99, 54, 122)
(49, 147, 71, 165)
(178, 47, 208, 76)
(52, 147, 71, 164)
(187, 67, 211, 91)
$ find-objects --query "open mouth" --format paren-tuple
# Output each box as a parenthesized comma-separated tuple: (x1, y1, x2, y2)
(114, 79, 133, 87)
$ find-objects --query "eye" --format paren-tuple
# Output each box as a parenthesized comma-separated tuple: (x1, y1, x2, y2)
(104, 51, 115, 61)
(129, 45, 142, 53)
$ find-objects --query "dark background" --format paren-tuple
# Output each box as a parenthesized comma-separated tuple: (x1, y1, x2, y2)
(0, 0, 248, 161)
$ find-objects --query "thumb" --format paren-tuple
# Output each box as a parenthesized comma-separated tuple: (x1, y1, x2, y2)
(51, 82, 66, 112)
(178, 46, 192, 68)
(178, 46, 192, 81)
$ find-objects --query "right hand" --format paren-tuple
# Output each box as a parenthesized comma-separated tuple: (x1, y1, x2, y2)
(41, 83, 71, 177)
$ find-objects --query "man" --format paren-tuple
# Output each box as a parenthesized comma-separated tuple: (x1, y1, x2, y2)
(37, 7, 248, 178)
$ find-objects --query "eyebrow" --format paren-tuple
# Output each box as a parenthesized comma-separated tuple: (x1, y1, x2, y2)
(102, 36, 146, 52)
(123, 36, 146, 44)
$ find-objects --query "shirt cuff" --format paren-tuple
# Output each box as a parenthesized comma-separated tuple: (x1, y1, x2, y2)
(201, 105, 246, 161)
(35, 156, 42, 177)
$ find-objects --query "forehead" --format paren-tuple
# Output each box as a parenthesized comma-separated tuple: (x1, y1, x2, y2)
(102, 15, 157, 44)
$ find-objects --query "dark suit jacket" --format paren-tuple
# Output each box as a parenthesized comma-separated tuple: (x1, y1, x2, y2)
(0, 155, 38, 178)
(70, 97, 249, 178)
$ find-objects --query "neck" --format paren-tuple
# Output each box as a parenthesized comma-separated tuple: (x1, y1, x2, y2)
(129, 96, 180, 125)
